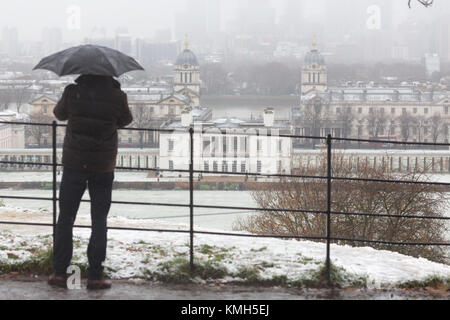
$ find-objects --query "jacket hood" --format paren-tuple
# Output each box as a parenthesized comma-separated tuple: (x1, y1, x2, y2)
(75, 74, 120, 89)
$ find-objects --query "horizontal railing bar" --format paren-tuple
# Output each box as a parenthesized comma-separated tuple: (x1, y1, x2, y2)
(1, 194, 448, 221)
(332, 175, 450, 186)
(0, 220, 191, 234)
(0, 160, 54, 167)
(0, 121, 53, 127)
(331, 136, 450, 147)
(329, 236, 450, 246)
(3, 161, 450, 187)
(2, 219, 447, 246)
(191, 230, 450, 246)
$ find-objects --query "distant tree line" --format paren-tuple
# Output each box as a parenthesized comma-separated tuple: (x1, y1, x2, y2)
(200, 60, 447, 96)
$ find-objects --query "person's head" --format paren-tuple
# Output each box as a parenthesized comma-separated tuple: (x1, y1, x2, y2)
(75, 74, 116, 88)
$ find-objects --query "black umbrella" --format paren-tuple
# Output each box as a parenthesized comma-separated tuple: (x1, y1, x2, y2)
(33, 44, 144, 77)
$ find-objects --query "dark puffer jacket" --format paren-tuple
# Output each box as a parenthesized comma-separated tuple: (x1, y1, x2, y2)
(54, 75, 133, 172)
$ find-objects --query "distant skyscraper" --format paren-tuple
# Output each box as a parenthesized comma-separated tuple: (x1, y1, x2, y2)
(206, 0, 221, 35)
(115, 28, 132, 56)
(42, 27, 63, 55)
(1, 27, 19, 57)
(235, 0, 276, 37)
(175, 0, 208, 43)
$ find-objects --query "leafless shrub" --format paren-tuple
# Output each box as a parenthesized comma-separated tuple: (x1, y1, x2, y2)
(234, 152, 449, 263)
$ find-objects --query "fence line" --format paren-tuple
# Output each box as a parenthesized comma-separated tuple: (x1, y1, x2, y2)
(0, 120, 449, 286)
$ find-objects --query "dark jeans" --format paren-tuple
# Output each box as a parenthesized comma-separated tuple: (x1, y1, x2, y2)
(53, 167, 114, 280)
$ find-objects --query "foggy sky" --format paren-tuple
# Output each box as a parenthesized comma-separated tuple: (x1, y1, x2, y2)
(1, 0, 448, 43)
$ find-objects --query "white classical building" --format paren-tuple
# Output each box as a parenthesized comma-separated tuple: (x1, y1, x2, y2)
(159, 108, 292, 176)
(0, 111, 25, 149)
(294, 43, 450, 145)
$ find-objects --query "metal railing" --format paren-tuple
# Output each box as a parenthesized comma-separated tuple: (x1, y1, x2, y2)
(0, 120, 449, 286)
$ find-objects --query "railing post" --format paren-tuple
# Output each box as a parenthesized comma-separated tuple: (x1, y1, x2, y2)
(52, 121, 57, 241)
(326, 134, 332, 286)
(189, 126, 194, 274)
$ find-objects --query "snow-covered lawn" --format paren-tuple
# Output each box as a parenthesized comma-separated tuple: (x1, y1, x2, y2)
(0, 207, 449, 288)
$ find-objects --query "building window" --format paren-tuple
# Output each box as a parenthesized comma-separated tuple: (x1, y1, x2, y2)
(240, 137, 247, 153)
(336, 107, 340, 114)
(413, 108, 417, 114)
(277, 160, 282, 173)
(169, 160, 174, 170)
(445, 106, 449, 115)
(424, 107, 428, 114)
(278, 139, 282, 153)
(204, 161, 209, 172)
(257, 139, 262, 152)
(241, 161, 246, 173)
(391, 108, 395, 114)
(213, 161, 218, 172)
(168, 139, 174, 151)
(222, 137, 227, 157)
(402, 108, 406, 115)
(222, 161, 228, 172)
(128, 137, 132, 144)
(257, 160, 262, 173)
(358, 107, 362, 114)
(203, 139, 210, 154)
(232, 160, 237, 172)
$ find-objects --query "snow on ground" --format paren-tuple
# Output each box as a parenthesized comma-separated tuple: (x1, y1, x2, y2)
(0, 207, 449, 288)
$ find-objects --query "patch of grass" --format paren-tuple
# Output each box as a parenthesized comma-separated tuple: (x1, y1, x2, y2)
(144, 257, 228, 284)
(250, 246, 267, 252)
(6, 253, 20, 260)
(397, 275, 450, 290)
(0, 247, 53, 275)
(230, 266, 289, 287)
(199, 244, 215, 255)
(291, 263, 368, 289)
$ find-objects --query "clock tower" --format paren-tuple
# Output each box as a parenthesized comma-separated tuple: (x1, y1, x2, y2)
(173, 36, 201, 106)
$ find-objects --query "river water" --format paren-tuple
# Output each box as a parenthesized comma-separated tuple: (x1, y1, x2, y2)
(0, 189, 257, 231)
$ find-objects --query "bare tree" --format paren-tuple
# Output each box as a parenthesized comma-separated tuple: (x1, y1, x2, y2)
(366, 108, 388, 138)
(0, 88, 13, 111)
(235, 151, 448, 263)
(336, 104, 354, 140)
(397, 112, 415, 143)
(301, 96, 328, 147)
(429, 113, 444, 146)
(130, 104, 153, 147)
(11, 85, 32, 114)
(26, 113, 54, 147)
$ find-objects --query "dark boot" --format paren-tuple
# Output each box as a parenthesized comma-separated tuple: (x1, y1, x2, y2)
(87, 278, 112, 290)
(48, 274, 68, 289)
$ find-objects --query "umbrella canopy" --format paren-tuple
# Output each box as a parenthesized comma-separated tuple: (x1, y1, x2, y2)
(33, 44, 144, 77)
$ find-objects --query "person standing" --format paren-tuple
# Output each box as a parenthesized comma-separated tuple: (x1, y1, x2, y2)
(48, 74, 133, 290)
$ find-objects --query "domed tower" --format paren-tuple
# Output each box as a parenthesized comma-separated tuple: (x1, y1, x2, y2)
(173, 36, 200, 107)
(301, 40, 327, 95)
